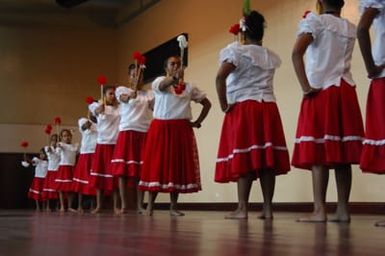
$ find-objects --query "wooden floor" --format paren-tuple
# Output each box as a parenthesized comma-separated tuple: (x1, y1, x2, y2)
(1, 210, 385, 255)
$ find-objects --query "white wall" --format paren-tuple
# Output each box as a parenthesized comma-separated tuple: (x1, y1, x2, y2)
(0, 124, 79, 153)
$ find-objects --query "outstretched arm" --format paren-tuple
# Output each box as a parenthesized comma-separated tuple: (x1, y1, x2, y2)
(158, 69, 184, 92)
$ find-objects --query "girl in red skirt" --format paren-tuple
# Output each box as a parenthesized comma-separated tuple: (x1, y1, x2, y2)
(138, 56, 211, 216)
(22, 148, 48, 211)
(215, 10, 290, 219)
(292, 0, 364, 222)
(55, 129, 78, 212)
(357, 0, 385, 226)
(72, 118, 97, 213)
(89, 85, 120, 214)
(43, 134, 60, 210)
(111, 64, 153, 214)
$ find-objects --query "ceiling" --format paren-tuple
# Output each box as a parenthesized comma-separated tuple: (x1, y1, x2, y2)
(0, 0, 160, 28)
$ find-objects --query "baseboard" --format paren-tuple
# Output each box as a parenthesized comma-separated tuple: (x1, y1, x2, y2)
(151, 202, 385, 215)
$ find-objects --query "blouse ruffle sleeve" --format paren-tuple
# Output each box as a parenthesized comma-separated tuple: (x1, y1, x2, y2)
(297, 12, 323, 40)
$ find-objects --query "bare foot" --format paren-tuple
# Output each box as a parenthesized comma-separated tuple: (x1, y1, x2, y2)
(91, 208, 101, 214)
(143, 209, 153, 216)
(328, 214, 350, 223)
(258, 208, 273, 220)
(170, 209, 185, 217)
(225, 209, 247, 220)
(137, 207, 145, 215)
(375, 220, 385, 227)
(119, 208, 129, 215)
(77, 208, 84, 214)
(68, 208, 78, 213)
(113, 208, 122, 215)
(59, 207, 66, 213)
(297, 213, 327, 223)
(258, 214, 273, 220)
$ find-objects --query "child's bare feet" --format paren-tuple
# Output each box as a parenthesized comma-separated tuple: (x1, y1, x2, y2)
(91, 207, 101, 214)
(170, 209, 185, 217)
(258, 214, 273, 220)
(328, 208, 350, 223)
(68, 208, 77, 213)
(59, 207, 66, 213)
(225, 209, 247, 220)
(114, 208, 122, 215)
(375, 220, 385, 227)
(77, 208, 84, 214)
(137, 206, 146, 215)
(258, 206, 273, 220)
(143, 209, 153, 216)
(119, 208, 129, 215)
(297, 212, 327, 222)
(328, 214, 350, 223)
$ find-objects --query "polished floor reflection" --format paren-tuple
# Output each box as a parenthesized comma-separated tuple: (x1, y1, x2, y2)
(0, 210, 384, 255)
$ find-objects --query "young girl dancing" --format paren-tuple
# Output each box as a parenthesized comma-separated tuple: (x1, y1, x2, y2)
(138, 56, 211, 216)
(22, 148, 48, 211)
(292, 0, 364, 222)
(72, 118, 97, 212)
(357, 0, 385, 226)
(55, 129, 78, 212)
(89, 85, 120, 214)
(43, 134, 60, 211)
(111, 64, 153, 214)
(215, 10, 290, 219)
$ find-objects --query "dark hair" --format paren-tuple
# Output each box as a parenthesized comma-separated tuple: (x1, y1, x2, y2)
(128, 64, 136, 71)
(60, 129, 72, 137)
(50, 134, 58, 140)
(103, 84, 116, 95)
(40, 147, 48, 160)
(163, 55, 181, 70)
(244, 10, 265, 41)
(324, 0, 344, 9)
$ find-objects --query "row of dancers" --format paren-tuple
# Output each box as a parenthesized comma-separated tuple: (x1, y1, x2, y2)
(22, 0, 385, 226)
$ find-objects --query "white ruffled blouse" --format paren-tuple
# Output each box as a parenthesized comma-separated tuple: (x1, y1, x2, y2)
(56, 143, 78, 166)
(297, 12, 356, 89)
(44, 146, 60, 171)
(219, 42, 281, 104)
(32, 157, 48, 178)
(152, 77, 206, 120)
(115, 86, 154, 132)
(89, 102, 120, 144)
(78, 118, 97, 154)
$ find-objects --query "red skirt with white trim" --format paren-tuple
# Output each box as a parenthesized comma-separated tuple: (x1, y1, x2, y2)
(292, 80, 364, 170)
(54, 165, 74, 192)
(360, 77, 385, 174)
(138, 119, 201, 193)
(90, 144, 118, 191)
(110, 130, 146, 179)
(28, 177, 45, 201)
(42, 170, 58, 199)
(72, 153, 96, 195)
(215, 100, 290, 183)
